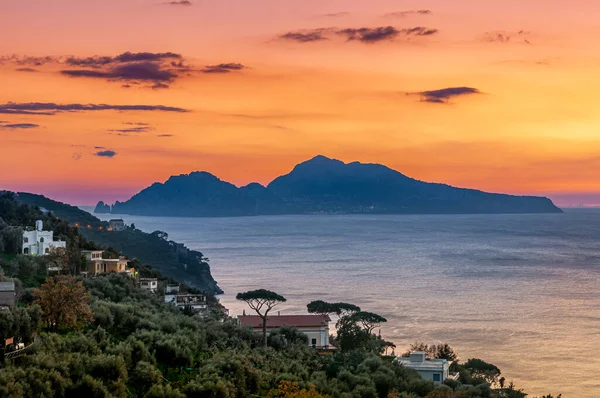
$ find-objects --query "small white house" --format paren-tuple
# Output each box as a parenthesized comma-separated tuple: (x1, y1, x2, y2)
(22, 220, 67, 256)
(139, 278, 158, 292)
(395, 352, 453, 384)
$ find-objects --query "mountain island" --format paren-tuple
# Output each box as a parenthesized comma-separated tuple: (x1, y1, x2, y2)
(97, 155, 562, 217)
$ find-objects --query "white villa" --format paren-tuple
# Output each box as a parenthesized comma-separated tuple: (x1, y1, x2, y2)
(22, 220, 66, 256)
(395, 351, 457, 384)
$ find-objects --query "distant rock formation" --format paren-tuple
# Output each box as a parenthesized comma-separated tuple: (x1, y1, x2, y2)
(102, 155, 563, 217)
(94, 201, 111, 214)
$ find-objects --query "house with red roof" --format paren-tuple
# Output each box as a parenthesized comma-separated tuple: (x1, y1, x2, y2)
(238, 313, 331, 348)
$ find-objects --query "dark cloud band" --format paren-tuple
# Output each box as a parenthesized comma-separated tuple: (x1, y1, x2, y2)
(415, 87, 481, 103)
(0, 123, 40, 129)
(279, 26, 438, 43)
(0, 102, 189, 115)
(94, 150, 117, 158)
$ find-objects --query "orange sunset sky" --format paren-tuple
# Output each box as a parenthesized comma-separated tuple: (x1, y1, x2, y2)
(1, 0, 599, 206)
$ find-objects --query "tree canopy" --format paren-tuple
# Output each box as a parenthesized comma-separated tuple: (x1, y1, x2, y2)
(33, 275, 93, 331)
(307, 300, 361, 317)
(352, 311, 388, 334)
(237, 289, 287, 346)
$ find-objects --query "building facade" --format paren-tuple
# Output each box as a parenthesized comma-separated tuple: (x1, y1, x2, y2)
(237, 314, 331, 348)
(395, 352, 453, 383)
(140, 278, 158, 292)
(174, 294, 207, 312)
(0, 282, 16, 310)
(81, 250, 131, 276)
(22, 220, 67, 256)
(164, 284, 180, 303)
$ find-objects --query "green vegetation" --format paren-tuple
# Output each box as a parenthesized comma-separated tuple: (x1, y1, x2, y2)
(10, 191, 222, 294)
(0, 272, 562, 397)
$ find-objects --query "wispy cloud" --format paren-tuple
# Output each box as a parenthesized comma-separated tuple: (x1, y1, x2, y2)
(279, 30, 330, 43)
(61, 60, 180, 87)
(0, 102, 189, 115)
(413, 87, 481, 103)
(166, 0, 192, 5)
(15, 67, 38, 72)
(157, 134, 174, 137)
(383, 10, 432, 18)
(337, 26, 438, 42)
(321, 12, 349, 18)
(483, 30, 532, 44)
(109, 122, 153, 135)
(3, 51, 248, 88)
(201, 63, 247, 74)
(109, 127, 150, 133)
(0, 55, 57, 66)
(94, 150, 117, 158)
(278, 26, 438, 44)
(0, 122, 40, 129)
(64, 52, 183, 67)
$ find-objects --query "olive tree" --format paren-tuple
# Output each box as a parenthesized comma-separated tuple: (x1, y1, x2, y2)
(236, 289, 286, 346)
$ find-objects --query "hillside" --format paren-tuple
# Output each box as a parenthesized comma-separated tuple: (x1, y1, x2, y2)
(105, 155, 562, 217)
(11, 192, 222, 294)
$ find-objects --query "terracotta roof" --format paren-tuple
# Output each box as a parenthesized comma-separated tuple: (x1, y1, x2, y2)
(238, 314, 330, 328)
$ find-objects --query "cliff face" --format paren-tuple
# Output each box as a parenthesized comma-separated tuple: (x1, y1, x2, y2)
(107, 155, 563, 217)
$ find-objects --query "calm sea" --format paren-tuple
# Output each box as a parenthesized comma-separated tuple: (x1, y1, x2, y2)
(96, 210, 600, 397)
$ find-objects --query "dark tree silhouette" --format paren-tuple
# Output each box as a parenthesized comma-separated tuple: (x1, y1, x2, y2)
(236, 289, 286, 346)
(352, 311, 387, 334)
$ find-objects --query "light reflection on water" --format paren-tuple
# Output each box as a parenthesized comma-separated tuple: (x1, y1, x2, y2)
(97, 210, 600, 397)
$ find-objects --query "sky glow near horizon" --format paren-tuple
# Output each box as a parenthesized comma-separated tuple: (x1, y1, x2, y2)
(1, 0, 600, 206)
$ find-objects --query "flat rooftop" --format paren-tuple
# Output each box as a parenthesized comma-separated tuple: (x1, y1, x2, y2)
(0, 282, 15, 292)
(396, 357, 449, 370)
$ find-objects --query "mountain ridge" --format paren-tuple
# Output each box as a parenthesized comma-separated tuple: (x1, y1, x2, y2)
(103, 155, 562, 216)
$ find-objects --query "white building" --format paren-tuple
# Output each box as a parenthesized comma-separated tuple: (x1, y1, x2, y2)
(174, 294, 207, 312)
(22, 220, 67, 256)
(139, 278, 158, 292)
(164, 284, 180, 303)
(395, 352, 455, 384)
(82, 250, 103, 262)
(238, 314, 331, 348)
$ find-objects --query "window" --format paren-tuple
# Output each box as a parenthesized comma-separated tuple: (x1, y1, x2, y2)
(24, 248, 29, 254)
(45, 248, 49, 254)
(40, 237, 44, 243)
(433, 374, 441, 382)
(24, 237, 29, 243)
(311, 338, 317, 347)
